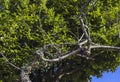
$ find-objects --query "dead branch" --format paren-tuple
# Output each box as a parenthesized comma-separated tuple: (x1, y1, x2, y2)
(91, 45, 120, 50)
(37, 42, 120, 62)
(0, 52, 21, 70)
(37, 49, 82, 62)
(79, 40, 88, 47)
(20, 69, 32, 82)
(79, 16, 90, 41)
(78, 33, 85, 44)
(0, 50, 41, 82)
(20, 50, 41, 82)
(1, 1, 120, 82)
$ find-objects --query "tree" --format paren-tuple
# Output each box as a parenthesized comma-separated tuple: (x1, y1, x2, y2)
(0, 0, 120, 82)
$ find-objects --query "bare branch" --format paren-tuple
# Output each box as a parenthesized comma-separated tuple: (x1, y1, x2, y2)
(79, 16, 91, 42)
(79, 15, 91, 55)
(91, 45, 120, 50)
(43, 43, 78, 52)
(20, 50, 41, 82)
(0, 52, 21, 70)
(20, 69, 32, 82)
(78, 33, 85, 44)
(37, 49, 82, 62)
(79, 40, 88, 47)
(69, 31, 79, 40)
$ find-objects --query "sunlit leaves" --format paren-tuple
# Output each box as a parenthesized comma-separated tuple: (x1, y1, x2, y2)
(0, 0, 120, 82)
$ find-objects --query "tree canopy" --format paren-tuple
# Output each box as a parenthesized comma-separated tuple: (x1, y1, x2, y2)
(0, 0, 120, 82)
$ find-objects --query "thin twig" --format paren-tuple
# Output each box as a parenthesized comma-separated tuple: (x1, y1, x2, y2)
(78, 33, 85, 44)
(79, 16, 91, 41)
(69, 31, 79, 40)
(0, 52, 21, 70)
(91, 45, 120, 50)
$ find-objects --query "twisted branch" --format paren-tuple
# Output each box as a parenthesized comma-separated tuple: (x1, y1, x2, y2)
(37, 48, 82, 62)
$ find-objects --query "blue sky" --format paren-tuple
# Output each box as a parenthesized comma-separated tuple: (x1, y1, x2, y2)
(92, 66, 120, 82)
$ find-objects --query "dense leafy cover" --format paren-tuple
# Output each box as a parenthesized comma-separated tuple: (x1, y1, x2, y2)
(0, 0, 120, 82)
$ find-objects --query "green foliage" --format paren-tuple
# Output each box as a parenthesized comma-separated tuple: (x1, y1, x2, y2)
(0, 0, 120, 82)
